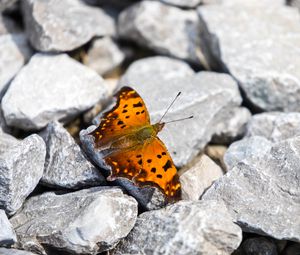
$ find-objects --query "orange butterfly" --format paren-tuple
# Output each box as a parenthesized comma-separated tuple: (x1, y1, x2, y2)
(90, 87, 183, 202)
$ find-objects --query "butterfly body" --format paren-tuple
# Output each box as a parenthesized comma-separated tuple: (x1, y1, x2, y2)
(90, 87, 181, 201)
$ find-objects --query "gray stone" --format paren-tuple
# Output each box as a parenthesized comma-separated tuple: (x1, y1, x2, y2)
(237, 237, 278, 255)
(198, 5, 300, 112)
(180, 154, 223, 200)
(0, 209, 16, 246)
(156, 0, 201, 8)
(22, 0, 115, 52)
(246, 112, 300, 143)
(2, 53, 108, 130)
(211, 107, 251, 144)
(39, 121, 105, 189)
(0, 248, 37, 255)
(0, 1, 19, 13)
(203, 136, 300, 242)
(118, 57, 242, 167)
(85, 37, 125, 76)
(113, 200, 242, 255)
(80, 125, 167, 211)
(0, 32, 32, 97)
(224, 136, 272, 171)
(288, 0, 300, 11)
(0, 133, 46, 216)
(0, 104, 10, 133)
(0, 15, 21, 35)
(10, 187, 138, 255)
(118, 1, 217, 68)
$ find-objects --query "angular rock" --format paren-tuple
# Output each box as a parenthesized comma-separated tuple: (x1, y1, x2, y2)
(0, 248, 37, 255)
(180, 154, 223, 200)
(156, 0, 201, 8)
(113, 200, 242, 255)
(118, 57, 242, 167)
(118, 1, 218, 68)
(203, 136, 300, 241)
(0, 104, 10, 133)
(204, 145, 227, 170)
(22, 0, 115, 52)
(246, 112, 300, 143)
(2, 53, 108, 130)
(0, 209, 17, 246)
(80, 125, 167, 211)
(0, 132, 46, 215)
(11, 187, 138, 255)
(224, 136, 272, 171)
(0, 31, 32, 97)
(211, 106, 251, 144)
(198, 5, 300, 111)
(85, 37, 125, 76)
(39, 121, 105, 189)
(237, 237, 278, 255)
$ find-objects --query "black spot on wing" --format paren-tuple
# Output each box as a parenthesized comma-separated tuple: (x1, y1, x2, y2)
(133, 102, 143, 108)
(163, 160, 172, 172)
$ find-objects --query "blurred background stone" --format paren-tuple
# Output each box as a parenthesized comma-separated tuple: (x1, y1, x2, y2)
(198, 4, 300, 112)
(155, 0, 202, 8)
(11, 187, 138, 254)
(2, 53, 108, 130)
(84, 37, 125, 76)
(0, 15, 32, 98)
(118, 1, 219, 69)
(39, 121, 106, 189)
(22, 0, 115, 52)
(0, 248, 37, 255)
(113, 200, 242, 255)
(0, 133, 45, 216)
(235, 237, 278, 255)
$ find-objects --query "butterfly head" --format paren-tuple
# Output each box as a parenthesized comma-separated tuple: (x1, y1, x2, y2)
(153, 122, 165, 134)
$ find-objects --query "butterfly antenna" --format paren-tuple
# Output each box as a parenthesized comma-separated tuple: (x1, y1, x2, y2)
(159, 92, 181, 123)
(164, 115, 194, 124)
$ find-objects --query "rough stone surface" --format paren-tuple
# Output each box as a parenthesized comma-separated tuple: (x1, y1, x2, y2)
(180, 154, 223, 200)
(211, 107, 251, 144)
(118, 1, 217, 68)
(118, 57, 243, 167)
(0, 25, 32, 97)
(202, 0, 285, 5)
(0, 209, 17, 246)
(10, 187, 138, 255)
(39, 121, 106, 189)
(203, 136, 300, 242)
(246, 112, 300, 143)
(0, 133, 46, 216)
(22, 0, 115, 52)
(0, 104, 10, 133)
(80, 125, 167, 211)
(85, 37, 125, 76)
(157, 0, 202, 8)
(288, 0, 300, 10)
(0, 248, 37, 255)
(113, 200, 242, 255)
(198, 5, 300, 111)
(224, 136, 272, 171)
(2, 53, 108, 130)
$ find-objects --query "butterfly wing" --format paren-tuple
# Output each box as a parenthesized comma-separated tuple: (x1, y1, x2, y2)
(90, 87, 150, 146)
(134, 137, 181, 201)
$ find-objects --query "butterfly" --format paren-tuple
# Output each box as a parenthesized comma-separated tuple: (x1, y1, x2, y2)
(89, 86, 182, 202)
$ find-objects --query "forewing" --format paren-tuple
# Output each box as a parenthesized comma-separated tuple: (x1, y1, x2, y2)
(90, 87, 150, 146)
